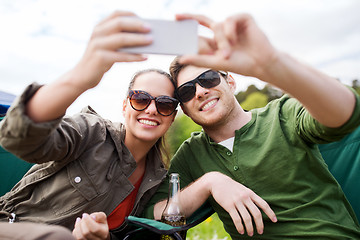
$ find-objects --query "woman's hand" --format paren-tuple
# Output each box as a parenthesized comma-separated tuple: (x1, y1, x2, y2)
(72, 212, 110, 240)
(72, 10, 153, 91)
(26, 10, 153, 122)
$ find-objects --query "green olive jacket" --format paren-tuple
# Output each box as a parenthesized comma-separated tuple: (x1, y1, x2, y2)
(0, 83, 167, 239)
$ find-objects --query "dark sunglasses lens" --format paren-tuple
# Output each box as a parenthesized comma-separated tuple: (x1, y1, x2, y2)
(177, 83, 196, 102)
(198, 70, 221, 88)
(156, 98, 177, 116)
(130, 92, 151, 110)
(177, 70, 221, 102)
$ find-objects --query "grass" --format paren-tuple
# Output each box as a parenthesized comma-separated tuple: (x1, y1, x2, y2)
(186, 213, 231, 240)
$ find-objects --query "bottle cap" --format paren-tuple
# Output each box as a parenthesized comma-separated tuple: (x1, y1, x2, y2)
(170, 173, 179, 183)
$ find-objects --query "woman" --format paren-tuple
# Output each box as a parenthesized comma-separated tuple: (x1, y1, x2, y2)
(0, 11, 177, 240)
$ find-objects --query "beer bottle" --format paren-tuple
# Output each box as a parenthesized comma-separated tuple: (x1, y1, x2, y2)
(160, 173, 186, 240)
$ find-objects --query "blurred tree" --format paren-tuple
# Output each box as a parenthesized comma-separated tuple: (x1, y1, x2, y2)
(236, 84, 283, 105)
(166, 113, 202, 157)
(352, 79, 360, 95)
(352, 79, 359, 88)
(240, 92, 268, 110)
(235, 84, 259, 103)
(261, 84, 283, 102)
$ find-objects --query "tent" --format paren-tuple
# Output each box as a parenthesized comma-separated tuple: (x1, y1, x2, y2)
(0, 90, 16, 116)
(0, 90, 34, 196)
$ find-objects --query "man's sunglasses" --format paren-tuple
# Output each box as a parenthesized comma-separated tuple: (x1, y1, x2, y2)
(128, 90, 179, 116)
(175, 70, 228, 103)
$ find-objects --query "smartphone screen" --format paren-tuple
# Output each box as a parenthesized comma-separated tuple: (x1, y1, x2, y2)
(120, 18, 198, 55)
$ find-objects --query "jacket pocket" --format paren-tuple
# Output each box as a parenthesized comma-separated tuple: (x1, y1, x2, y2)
(48, 161, 99, 217)
(67, 160, 98, 201)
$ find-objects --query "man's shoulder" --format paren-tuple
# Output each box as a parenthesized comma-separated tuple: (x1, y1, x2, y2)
(188, 130, 207, 143)
(250, 94, 301, 116)
(189, 130, 203, 138)
(177, 130, 206, 151)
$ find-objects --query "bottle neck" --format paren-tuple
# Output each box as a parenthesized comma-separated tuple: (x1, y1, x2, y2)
(168, 179, 180, 202)
(162, 173, 183, 216)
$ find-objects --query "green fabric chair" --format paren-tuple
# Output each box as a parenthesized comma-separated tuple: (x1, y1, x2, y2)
(0, 143, 34, 197)
(318, 126, 360, 221)
(124, 203, 214, 240)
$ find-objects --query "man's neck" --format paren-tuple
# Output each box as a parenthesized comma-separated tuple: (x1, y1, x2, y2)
(204, 107, 252, 143)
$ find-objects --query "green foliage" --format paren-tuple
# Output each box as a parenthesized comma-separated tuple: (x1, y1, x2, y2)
(240, 91, 268, 111)
(166, 113, 202, 157)
(187, 213, 230, 240)
(235, 84, 259, 103)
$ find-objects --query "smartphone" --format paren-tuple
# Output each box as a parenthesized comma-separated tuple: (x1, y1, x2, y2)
(120, 18, 198, 55)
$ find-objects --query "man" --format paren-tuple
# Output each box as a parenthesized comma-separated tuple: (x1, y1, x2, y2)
(144, 13, 360, 239)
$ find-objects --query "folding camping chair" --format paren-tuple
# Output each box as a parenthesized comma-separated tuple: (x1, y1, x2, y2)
(124, 203, 214, 240)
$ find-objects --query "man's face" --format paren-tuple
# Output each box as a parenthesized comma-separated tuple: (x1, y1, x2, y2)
(177, 65, 237, 128)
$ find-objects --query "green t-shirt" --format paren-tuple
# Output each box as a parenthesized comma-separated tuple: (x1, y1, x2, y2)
(144, 94, 360, 239)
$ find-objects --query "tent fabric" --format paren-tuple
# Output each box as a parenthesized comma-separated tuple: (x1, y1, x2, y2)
(0, 146, 34, 196)
(0, 90, 16, 115)
(0, 90, 34, 196)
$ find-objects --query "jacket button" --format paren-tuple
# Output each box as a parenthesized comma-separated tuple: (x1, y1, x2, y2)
(74, 176, 82, 183)
(233, 166, 239, 171)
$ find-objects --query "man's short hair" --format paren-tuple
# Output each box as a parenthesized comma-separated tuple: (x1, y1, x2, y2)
(169, 56, 188, 88)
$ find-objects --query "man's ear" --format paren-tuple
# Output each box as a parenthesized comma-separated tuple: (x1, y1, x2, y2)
(180, 104, 189, 116)
(226, 74, 237, 94)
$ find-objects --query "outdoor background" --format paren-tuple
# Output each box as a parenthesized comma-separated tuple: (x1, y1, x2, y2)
(1, 0, 360, 122)
(1, 1, 360, 239)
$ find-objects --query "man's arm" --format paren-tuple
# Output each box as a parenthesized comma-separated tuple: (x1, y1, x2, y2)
(176, 13, 355, 128)
(154, 172, 277, 237)
(259, 52, 355, 128)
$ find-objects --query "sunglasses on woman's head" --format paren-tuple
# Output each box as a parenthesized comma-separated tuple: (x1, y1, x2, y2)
(128, 90, 179, 116)
(175, 70, 228, 103)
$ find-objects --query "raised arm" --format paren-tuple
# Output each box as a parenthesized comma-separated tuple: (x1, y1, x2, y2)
(26, 11, 152, 122)
(177, 13, 355, 128)
(154, 172, 277, 236)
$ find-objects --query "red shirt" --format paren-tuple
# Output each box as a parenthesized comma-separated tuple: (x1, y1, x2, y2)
(107, 175, 143, 229)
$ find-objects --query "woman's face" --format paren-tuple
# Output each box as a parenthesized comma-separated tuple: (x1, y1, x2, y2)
(123, 71, 177, 144)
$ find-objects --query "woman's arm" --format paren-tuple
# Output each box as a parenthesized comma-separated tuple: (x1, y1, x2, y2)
(27, 11, 152, 122)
